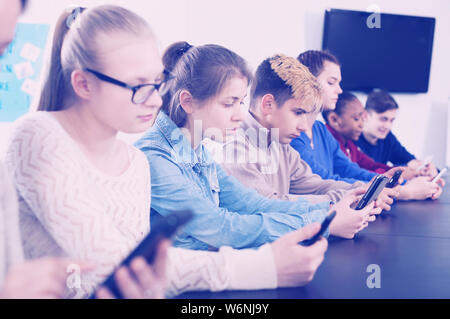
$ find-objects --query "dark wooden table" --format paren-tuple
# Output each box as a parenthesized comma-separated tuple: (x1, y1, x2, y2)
(176, 176, 450, 299)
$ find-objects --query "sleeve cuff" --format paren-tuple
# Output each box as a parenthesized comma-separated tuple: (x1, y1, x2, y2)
(220, 243, 277, 290)
(300, 208, 330, 238)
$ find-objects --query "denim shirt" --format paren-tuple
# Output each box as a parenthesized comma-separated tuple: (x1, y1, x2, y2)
(135, 112, 330, 250)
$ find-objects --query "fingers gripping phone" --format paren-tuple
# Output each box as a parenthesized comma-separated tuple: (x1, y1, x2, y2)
(432, 167, 447, 183)
(89, 210, 193, 299)
(386, 169, 403, 188)
(355, 175, 389, 210)
(416, 156, 433, 172)
(300, 211, 336, 246)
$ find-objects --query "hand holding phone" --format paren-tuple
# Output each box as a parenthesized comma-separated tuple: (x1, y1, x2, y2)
(386, 169, 403, 188)
(300, 211, 336, 246)
(416, 156, 433, 172)
(432, 167, 447, 183)
(89, 210, 192, 299)
(355, 175, 389, 210)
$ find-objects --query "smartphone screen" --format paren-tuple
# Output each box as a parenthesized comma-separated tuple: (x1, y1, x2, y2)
(355, 175, 388, 210)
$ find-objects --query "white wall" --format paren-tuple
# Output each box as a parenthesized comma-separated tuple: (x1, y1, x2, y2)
(1, 0, 449, 166)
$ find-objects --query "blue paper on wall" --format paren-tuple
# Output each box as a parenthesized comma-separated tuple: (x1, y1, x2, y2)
(0, 23, 50, 122)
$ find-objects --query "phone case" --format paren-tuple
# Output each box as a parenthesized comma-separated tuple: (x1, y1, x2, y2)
(386, 170, 403, 188)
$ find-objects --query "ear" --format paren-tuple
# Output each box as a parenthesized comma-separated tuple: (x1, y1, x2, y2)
(179, 90, 194, 114)
(328, 112, 341, 128)
(71, 69, 92, 100)
(260, 94, 277, 117)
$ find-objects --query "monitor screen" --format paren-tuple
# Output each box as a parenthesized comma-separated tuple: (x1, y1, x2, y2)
(322, 9, 435, 93)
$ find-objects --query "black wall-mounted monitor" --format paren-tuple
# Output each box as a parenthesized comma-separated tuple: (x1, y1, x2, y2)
(322, 8, 435, 93)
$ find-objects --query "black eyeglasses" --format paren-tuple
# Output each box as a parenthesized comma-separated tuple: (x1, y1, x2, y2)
(84, 68, 174, 104)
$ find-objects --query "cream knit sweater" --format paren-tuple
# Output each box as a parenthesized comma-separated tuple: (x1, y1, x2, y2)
(4, 112, 276, 298)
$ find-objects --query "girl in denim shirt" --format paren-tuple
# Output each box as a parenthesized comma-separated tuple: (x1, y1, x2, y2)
(135, 42, 375, 251)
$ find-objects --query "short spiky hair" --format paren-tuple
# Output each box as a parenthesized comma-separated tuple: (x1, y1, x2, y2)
(366, 89, 398, 114)
(250, 54, 322, 111)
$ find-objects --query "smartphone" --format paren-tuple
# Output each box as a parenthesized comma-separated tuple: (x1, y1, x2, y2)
(355, 175, 389, 210)
(300, 211, 336, 246)
(89, 210, 193, 299)
(432, 167, 447, 183)
(386, 169, 403, 188)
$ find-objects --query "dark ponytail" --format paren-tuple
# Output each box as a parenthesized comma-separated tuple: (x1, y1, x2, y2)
(162, 41, 193, 74)
(161, 42, 252, 127)
(161, 41, 193, 109)
(21, 0, 28, 11)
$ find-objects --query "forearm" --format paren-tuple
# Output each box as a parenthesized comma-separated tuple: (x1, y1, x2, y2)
(396, 185, 412, 201)
(155, 193, 326, 249)
(220, 162, 299, 202)
(216, 163, 331, 215)
(289, 167, 356, 203)
(165, 244, 277, 297)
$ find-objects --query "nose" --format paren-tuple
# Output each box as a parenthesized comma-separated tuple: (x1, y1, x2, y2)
(231, 103, 245, 122)
(336, 84, 343, 95)
(143, 89, 163, 109)
(297, 114, 309, 132)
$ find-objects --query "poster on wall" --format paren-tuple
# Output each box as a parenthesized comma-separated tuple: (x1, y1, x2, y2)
(0, 23, 50, 122)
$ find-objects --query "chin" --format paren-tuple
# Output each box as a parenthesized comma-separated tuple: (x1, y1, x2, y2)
(124, 122, 154, 134)
(324, 101, 337, 111)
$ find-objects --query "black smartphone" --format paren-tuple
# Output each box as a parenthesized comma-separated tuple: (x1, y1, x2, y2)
(386, 169, 403, 188)
(355, 175, 389, 210)
(300, 210, 336, 246)
(89, 210, 193, 299)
